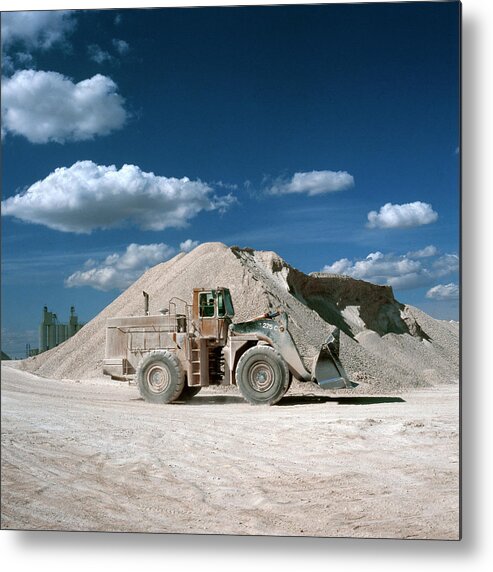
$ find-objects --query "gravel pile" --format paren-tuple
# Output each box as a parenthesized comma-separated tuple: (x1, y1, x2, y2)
(20, 242, 459, 393)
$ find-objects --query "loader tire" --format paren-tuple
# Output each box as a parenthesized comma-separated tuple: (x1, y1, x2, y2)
(178, 385, 202, 401)
(136, 350, 184, 404)
(236, 345, 290, 405)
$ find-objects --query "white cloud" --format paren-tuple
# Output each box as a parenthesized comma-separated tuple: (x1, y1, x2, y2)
(322, 258, 353, 275)
(1, 51, 36, 81)
(2, 55, 15, 75)
(367, 201, 438, 229)
(432, 253, 459, 277)
(426, 283, 460, 300)
(322, 247, 458, 292)
(180, 239, 200, 253)
(88, 44, 113, 64)
(213, 180, 238, 191)
(1, 70, 127, 143)
(268, 170, 354, 196)
(65, 243, 176, 291)
(407, 245, 438, 258)
(1, 11, 76, 51)
(323, 251, 421, 284)
(387, 272, 432, 291)
(112, 39, 130, 54)
(1, 161, 236, 234)
(15, 52, 34, 66)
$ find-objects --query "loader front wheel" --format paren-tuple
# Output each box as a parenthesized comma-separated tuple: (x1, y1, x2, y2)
(236, 345, 290, 405)
(136, 350, 184, 404)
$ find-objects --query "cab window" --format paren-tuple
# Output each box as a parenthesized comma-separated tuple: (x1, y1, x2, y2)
(217, 292, 226, 317)
(223, 289, 235, 316)
(199, 292, 215, 317)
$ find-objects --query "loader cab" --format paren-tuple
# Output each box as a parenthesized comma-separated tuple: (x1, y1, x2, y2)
(192, 287, 234, 340)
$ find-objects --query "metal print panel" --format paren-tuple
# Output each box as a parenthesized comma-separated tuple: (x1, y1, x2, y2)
(1, 1, 460, 539)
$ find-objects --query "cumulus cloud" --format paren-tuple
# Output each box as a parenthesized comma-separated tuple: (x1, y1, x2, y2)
(88, 44, 113, 64)
(432, 253, 459, 277)
(2, 55, 15, 75)
(323, 251, 422, 285)
(268, 170, 354, 196)
(1, 161, 236, 234)
(1, 70, 127, 143)
(1, 11, 76, 52)
(322, 247, 458, 291)
(180, 239, 200, 253)
(407, 245, 438, 258)
(367, 201, 438, 229)
(426, 283, 460, 300)
(112, 39, 130, 54)
(15, 52, 34, 66)
(213, 180, 238, 191)
(2, 52, 35, 77)
(65, 243, 176, 291)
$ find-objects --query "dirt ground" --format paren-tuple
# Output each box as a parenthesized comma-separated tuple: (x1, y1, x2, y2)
(0, 363, 459, 539)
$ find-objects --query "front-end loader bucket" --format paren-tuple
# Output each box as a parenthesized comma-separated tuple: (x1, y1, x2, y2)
(230, 312, 355, 390)
(312, 330, 354, 389)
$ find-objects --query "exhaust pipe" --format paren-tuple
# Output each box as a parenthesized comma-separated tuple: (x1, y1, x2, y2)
(143, 291, 149, 316)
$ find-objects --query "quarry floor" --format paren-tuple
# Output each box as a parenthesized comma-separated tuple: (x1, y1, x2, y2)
(1, 363, 460, 539)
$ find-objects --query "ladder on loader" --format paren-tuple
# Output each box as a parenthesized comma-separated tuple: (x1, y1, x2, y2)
(188, 337, 209, 387)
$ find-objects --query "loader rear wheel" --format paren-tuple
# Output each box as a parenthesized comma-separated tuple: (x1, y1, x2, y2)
(178, 385, 202, 401)
(236, 345, 290, 405)
(136, 350, 184, 404)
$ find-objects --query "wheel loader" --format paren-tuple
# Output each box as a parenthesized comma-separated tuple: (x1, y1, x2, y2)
(103, 287, 354, 405)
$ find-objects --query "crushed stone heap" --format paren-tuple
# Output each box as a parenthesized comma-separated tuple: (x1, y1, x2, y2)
(21, 242, 459, 393)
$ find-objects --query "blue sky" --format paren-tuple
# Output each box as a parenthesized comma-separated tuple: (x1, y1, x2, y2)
(1, 2, 460, 357)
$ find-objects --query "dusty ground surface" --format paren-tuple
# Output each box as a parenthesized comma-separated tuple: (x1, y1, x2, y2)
(1, 363, 459, 539)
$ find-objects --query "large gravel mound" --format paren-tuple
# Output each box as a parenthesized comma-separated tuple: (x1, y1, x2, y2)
(20, 242, 459, 393)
